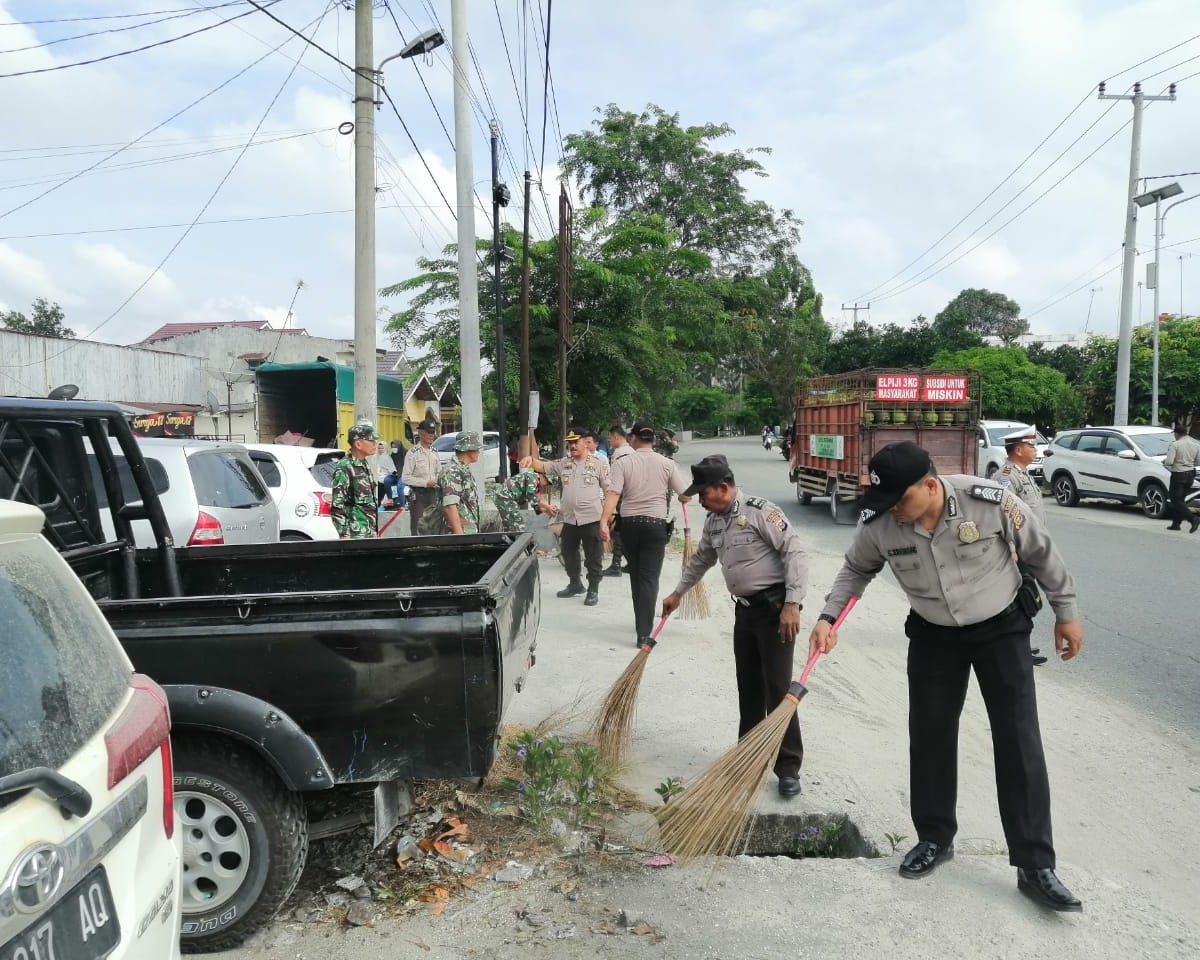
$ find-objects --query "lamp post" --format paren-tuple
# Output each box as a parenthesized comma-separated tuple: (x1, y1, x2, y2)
(1134, 181, 1184, 426)
(353, 2, 444, 429)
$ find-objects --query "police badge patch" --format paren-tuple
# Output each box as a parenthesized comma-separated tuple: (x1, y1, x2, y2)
(958, 521, 980, 544)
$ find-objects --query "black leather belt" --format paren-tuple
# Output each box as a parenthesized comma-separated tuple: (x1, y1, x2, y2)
(732, 584, 786, 608)
(622, 515, 667, 524)
(912, 598, 1020, 629)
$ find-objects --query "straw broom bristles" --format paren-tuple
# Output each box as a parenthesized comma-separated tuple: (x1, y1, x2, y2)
(677, 503, 710, 620)
(590, 616, 670, 768)
(653, 596, 859, 860)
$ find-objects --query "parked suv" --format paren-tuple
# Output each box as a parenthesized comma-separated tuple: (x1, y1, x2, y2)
(977, 420, 1051, 479)
(88, 437, 280, 547)
(244, 444, 342, 541)
(1043, 425, 1192, 518)
(0, 500, 182, 960)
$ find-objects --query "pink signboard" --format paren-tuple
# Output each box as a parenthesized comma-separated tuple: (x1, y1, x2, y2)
(921, 375, 968, 402)
(875, 374, 920, 401)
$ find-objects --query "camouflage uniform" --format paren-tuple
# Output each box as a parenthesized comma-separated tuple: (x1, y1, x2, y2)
(438, 457, 480, 534)
(488, 468, 544, 532)
(330, 453, 378, 538)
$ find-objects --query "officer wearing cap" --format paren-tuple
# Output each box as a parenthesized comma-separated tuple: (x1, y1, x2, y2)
(600, 420, 690, 646)
(661, 455, 809, 799)
(331, 422, 380, 539)
(402, 417, 441, 534)
(427, 431, 483, 535)
(1164, 423, 1200, 532)
(522, 429, 610, 605)
(997, 429, 1050, 667)
(809, 441, 1085, 913)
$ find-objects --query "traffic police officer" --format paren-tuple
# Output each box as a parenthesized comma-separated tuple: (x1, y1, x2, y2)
(661, 455, 809, 798)
(523, 430, 610, 605)
(402, 417, 441, 534)
(1164, 423, 1200, 532)
(599, 420, 690, 646)
(331, 422, 380, 539)
(997, 428, 1049, 666)
(809, 441, 1085, 913)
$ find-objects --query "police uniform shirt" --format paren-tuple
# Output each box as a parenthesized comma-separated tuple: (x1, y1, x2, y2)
(820, 475, 1079, 628)
(674, 489, 809, 605)
(542, 454, 609, 525)
(401, 442, 440, 489)
(996, 458, 1046, 525)
(1165, 434, 1200, 472)
(608, 447, 688, 518)
(610, 443, 633, 464)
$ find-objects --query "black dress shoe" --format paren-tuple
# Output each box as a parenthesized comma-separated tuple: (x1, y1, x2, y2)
(777, 777, 802, 798)
(1167, 524, 1182, 531)
(898, 841, 953, 879)
(1191, 515, 1199, 533)
(1030, 647, 1040, 655)
(556, 581, 585, 598)
(584, 589, 599, 606)
(1017, 868, 1082, 912)
(1032, 653, 1048, 666)
(604, 564, 622, 577)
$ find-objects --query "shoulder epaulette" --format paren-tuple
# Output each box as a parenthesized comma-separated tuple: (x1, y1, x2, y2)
(967, 483, 1004, 505)
(745, 496, 767, 509)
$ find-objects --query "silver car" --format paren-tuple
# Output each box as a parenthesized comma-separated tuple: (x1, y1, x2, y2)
(88, 437, 280, 547)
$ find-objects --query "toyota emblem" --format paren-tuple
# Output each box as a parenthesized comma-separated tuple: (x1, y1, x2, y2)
(11, 843, 65, 913)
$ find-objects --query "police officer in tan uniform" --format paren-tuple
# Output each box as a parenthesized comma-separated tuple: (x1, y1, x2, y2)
(661, 455, 809, 798)
(809, 441, 1085, 913)
(997, 428, 1049, 666)
(401, 418, 441, 534)
(522, 430, 610, 605)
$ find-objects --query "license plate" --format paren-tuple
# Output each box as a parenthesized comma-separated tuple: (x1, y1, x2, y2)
(0, 867, 120, 960)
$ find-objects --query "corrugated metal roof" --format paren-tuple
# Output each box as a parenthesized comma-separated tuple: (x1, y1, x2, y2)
(140, 321, 310, 344)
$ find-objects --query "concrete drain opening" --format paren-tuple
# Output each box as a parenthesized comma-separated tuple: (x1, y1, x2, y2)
(741, 812, 879, 859)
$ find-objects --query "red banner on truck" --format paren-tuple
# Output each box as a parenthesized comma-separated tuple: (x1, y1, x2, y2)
(921, 375, 968, 402)
(874, 374, 920, 401)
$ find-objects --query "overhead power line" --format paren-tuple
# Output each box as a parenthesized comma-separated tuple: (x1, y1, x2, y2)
(0, 5, 214, 55)
(0, 4, 243, 26)
(243, 0, 356, 74)
(0, 3, 268, 78)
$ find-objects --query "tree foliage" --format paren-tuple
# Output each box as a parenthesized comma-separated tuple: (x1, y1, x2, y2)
(1080, 319, 1200, 426)
(934, 288, 1027, 344)
(0, 298, 74, 338)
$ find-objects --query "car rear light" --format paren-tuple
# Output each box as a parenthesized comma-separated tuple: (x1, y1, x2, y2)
(316, 492, 332, 517)
(188, 510, 224, 545)
(106, 673, 174, 838)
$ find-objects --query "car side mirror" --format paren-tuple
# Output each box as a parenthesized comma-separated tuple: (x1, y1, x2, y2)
(1116, 449, 1136, 459)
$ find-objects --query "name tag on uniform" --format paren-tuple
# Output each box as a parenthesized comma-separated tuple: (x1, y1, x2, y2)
(886, 546, 918, 557)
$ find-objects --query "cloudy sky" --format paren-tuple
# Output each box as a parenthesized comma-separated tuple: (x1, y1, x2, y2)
(1, 0, 1199, 366)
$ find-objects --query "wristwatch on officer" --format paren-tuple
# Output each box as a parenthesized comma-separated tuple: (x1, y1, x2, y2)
(817, 612, 837, 625)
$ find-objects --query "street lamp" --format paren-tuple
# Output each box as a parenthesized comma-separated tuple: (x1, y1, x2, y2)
(352, 10, 444, 431)
(1133, 181, 1184, 426)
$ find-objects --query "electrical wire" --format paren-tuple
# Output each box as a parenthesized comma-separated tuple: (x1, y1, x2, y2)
(0, 4, 243, 26)
(36, 5, 329, 356)
(1102, 33, 1200, 84)
(0, 6, 213, 55)
(0, 127, 325, 161)
(380, 85, 457, 223)
(0, 9, 326, 223)
(242, 0, 357, 74)
(0, 4, 265, 78)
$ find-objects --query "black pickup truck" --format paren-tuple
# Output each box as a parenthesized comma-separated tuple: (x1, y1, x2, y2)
(0, 398, 541, 951)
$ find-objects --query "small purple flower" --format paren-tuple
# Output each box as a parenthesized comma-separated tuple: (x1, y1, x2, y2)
(517, 748, 527, 760)
(533, 738, 543, 748)
(516, 782, 526, 793)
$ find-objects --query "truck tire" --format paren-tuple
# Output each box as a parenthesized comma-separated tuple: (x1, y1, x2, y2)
(1139, 480, 1168, 519)
(798, 488, 813, 505)
(174, 736, 308, 953)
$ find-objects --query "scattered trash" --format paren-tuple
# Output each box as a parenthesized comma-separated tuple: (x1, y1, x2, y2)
(590, 922, 617, 936)
(515, 905, 547, 927)
(419, 886, 449, 917)
(556, 878, 578, 895)
(554, 926, 577, 939)
(641, 853, 675, 868)
(630, 923, 657, 936)
(324, 891, 351, 908)
(617, 909, 633, 928)
(493, 860, 534, 883)
(395, 835, 423, 864)
(334, 874, 366, 891)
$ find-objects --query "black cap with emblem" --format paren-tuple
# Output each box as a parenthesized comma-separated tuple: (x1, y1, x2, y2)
(858, 441, 932, 523)
(682, 454, 735, 496)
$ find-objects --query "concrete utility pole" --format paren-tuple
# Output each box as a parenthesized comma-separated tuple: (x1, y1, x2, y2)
(490, 124, 511, 479)
(841, 303, 870, 323)
(450, 0, 482, 443)
(517, 171, 532, 455)
(353, 0, 377, 427)
(558, 184, 572, 446)
(1098, 81, 1176, 425)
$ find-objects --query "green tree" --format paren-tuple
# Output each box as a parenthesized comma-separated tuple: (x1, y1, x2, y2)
(1081, 320, 1200, 426)
(934, 288, 1026, 345)
(1026, 341, 1089, 385)
(932, 345, 1083, 433)
(663, 386, 728, 433)
(0, 298, 74, 338)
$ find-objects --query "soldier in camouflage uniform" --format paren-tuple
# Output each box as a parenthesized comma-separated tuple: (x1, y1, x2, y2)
(331, 422, 380, 539)
(487, 467, 554, 532)
(418, 432, 483, 535)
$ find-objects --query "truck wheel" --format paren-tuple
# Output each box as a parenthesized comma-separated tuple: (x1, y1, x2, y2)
(798, 488, 813, 505)
(174, 736, 308, 953)
(1052, 473, 1079, 508)
(1139, 481, 1167, 519)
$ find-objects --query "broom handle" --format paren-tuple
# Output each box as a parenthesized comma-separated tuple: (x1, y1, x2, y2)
(681, 502, 690, 529)
(638, 613, 671, 651)
(797, 595, 858, 686)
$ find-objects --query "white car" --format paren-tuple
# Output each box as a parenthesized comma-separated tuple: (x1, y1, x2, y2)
(244, 444, 343, 541)
(432, 430, 503, 479)
(1043, 425, 1194, 519)
(976, 419, 1051, 480)
(0, 500, 182, 960)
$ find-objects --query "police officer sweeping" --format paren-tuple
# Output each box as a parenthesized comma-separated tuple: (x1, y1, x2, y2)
(809, 440, 1085, 913)
(660, 455, 809, 798)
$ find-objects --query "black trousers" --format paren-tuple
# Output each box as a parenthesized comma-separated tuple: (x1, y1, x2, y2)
(407, 488, 436, 533)
(733, 594, 802, 779)
(560, 520, 603, 587)
(904, 604, 1054, 869)
(619, 517, 669, 639)
(1166, 469, 1196, 524)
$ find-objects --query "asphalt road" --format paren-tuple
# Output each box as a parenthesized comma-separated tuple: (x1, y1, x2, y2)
(691, 436, 1200, 739)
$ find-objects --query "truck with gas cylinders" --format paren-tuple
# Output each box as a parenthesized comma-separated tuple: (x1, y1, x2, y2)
(0, 397, 541, 952)
(788, 368, 982, 522)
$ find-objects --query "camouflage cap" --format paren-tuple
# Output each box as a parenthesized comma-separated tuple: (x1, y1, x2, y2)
(348, 421, 379, 443)
(454, 431, 483, 452)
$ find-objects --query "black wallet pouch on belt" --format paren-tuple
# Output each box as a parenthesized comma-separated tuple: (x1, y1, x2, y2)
(1017, 571, 1043, 618)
